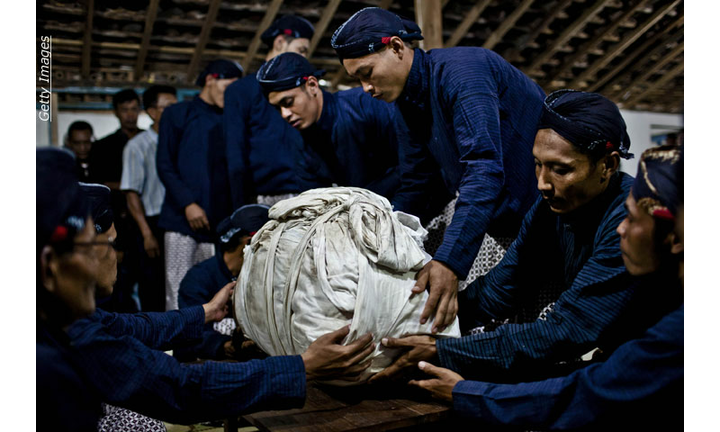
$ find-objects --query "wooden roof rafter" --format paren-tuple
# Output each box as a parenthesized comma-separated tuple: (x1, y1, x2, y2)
(240, 0, 284, 71)
(543, 0, 652, 86)
(567, 0, 680, 89)
(586, 14, 683, 92)
(134, 0, 160, 82)
(308, 0, 344, 60)
(81, 0, 94, 79)
(503, 0, 575, 62)
(444, 0, 493, 48)
(614, 42, 683, 98)
(620, 61, 683, 108)
(186, 0, 223, 85)
(483, 0, 536, 51)
(525, 0, 612, 76)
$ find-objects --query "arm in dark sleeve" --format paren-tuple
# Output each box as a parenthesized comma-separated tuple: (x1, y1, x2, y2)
(451, 307, 683, 429)
(223, 83, 254, 208)
(439, 208, 632, 376)
(90, 306, 205, 351)
(456, 199, 543, 330)
(156, 106, 196, 209)
(67, 319, 306, 425)
(390, 108, 437, 215)
(432, 88, 506, 279)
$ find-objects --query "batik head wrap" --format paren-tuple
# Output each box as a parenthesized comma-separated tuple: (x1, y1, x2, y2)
(632, 144, 682, 221)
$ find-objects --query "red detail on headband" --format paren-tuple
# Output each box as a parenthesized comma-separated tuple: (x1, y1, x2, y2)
(50, 225, 68, 242)
(301, 76, 309, 81)
(283, 29, 293, 35)
(381, 36, 392, 44)
(652, 208, 675, 221)
(605, 141, 614, 150)
(249, 231, 258, 237)
(211, 73, 219, 78)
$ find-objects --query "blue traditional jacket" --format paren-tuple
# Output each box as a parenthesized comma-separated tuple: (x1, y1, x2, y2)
(393, 47, 546, 278)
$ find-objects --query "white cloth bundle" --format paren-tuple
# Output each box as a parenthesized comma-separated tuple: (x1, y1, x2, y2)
(234, 187, 460, 384)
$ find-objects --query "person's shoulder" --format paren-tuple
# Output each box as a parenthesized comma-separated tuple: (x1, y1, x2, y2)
(125, 130, 151, 149)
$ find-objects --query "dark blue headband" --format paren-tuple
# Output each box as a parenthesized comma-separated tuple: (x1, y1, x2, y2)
(537, 89, 633, 159)
(261, 15, 315, 47)
(331, 7, 423, 61)
(195, 59, 243, 87)
(256, 52, 325, 94)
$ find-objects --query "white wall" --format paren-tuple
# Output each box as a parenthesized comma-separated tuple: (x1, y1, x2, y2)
(618, 109, 684, 177)
(36, 110, 153, 147)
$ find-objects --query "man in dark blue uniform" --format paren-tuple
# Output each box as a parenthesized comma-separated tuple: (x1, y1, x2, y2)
(256, 52, 401, 200)
(332, 7, 546, 332)
(176, 204, 270, 361)
(224, 15, 333, 208)
(157, 59, 242, 311)
(373, 91, 679, 393)
(405, 144, 684, 431)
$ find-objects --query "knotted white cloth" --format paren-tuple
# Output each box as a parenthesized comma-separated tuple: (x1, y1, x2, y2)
(234, 187, 460, 385)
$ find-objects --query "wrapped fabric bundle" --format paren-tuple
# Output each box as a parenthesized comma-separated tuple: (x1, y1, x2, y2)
(234, 187, 460, 384)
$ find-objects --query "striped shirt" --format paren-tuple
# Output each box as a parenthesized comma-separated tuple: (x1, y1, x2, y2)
(120, 128, 165, 217)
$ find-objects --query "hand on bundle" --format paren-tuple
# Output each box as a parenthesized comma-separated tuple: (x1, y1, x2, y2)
(223, 329, 268, 361)
(301, 325, 374, 382)
(203, 281, 235, 324)
(412, 260, 458, 333)
(368, 335, 438, 383)
(408, 361, 464, 403)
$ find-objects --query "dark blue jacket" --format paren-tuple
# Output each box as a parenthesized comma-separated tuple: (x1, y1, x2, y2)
(394, 47, 546, 278)
(300, 88, 401, 200)
(37, 321, 101, 432)
(66, 307, 306, 425)
(176, 253, 234, 360)
(452, 305, 683, 430)
(224, 75, 332, 207)
(157, 96, 233, 242)
(439, 173, 682, 382)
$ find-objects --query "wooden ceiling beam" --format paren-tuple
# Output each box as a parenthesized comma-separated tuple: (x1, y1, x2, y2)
(483, 0, 536, 50)
(445, 0, 492, 48)
(308, 0, 343, 59)
(620, 61, 683, 108)
(81, 0, 94, 78)
(504, 0, 575, 62)
(241, 0, 283, 71)
(186, 0, 222, 84)
(526, 0, 611, 74)
(620, 42, 683, 96)
(544, 0, 650, 85)
(380, 0, 393, 10)
(567, 0, 680, 88)
(415, 0, 443, 49)
(134, 0, 160, 82)
(586, 15, 683, 92)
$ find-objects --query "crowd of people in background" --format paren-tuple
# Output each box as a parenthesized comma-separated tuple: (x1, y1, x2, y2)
(41, 6, 683, 431)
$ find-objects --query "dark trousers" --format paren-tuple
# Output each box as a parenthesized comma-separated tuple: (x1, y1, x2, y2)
(136, 216, 166, 312)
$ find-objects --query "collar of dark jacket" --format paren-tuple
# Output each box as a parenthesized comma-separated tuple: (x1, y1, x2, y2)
(400, 48, 429, 109)
(215, 251, 234, 280)
(315, 89, 335, 132)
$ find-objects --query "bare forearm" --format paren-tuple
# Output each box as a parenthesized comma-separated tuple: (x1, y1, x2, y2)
(125, 191, 152, 236)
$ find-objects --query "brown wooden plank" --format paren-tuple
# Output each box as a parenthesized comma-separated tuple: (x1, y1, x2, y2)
(620, 43, 683, 95)
(81, 0, 94, 78)
(543, 0, 651, 85)
(379, 0, 393, 9)
(186, 0, 223, 84)
(415, 0, 443, 49)
(586, 15, 683, 92)
(241, 0, 284, 71)
(444, 0, 492, 48)
(308, 0, 343, 59)
(483, 0, 536, 50)
(620, 61, 683, 108)
(525, 0, 611, 74)
(504, 0, 575, 62)
(567, 0, 680, 88)
(134, 0, 160, 82)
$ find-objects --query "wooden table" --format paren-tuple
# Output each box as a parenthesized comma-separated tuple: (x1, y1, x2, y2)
(239, 382, 454, 432)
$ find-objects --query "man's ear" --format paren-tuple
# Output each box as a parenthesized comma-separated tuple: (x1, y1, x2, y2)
(306, 76, 320, 95)
(389, 36, 406, 59)
(601, 151, 620, 181)
(273, 34, 287, 53)
(667, 230, 684, 255)
(40, 245, 58, 293)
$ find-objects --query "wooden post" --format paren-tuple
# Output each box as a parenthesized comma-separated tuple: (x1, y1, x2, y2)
(414, 0, 443, 50)
(241, 0, 284, 71)
(445, 0, 491, 48)
(134, 0, 160, 82)
(81, 0, 94, 79)
(51, 93, 59, 147)
(308, 0, 343, 59)
(186, 0, 222, 85)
